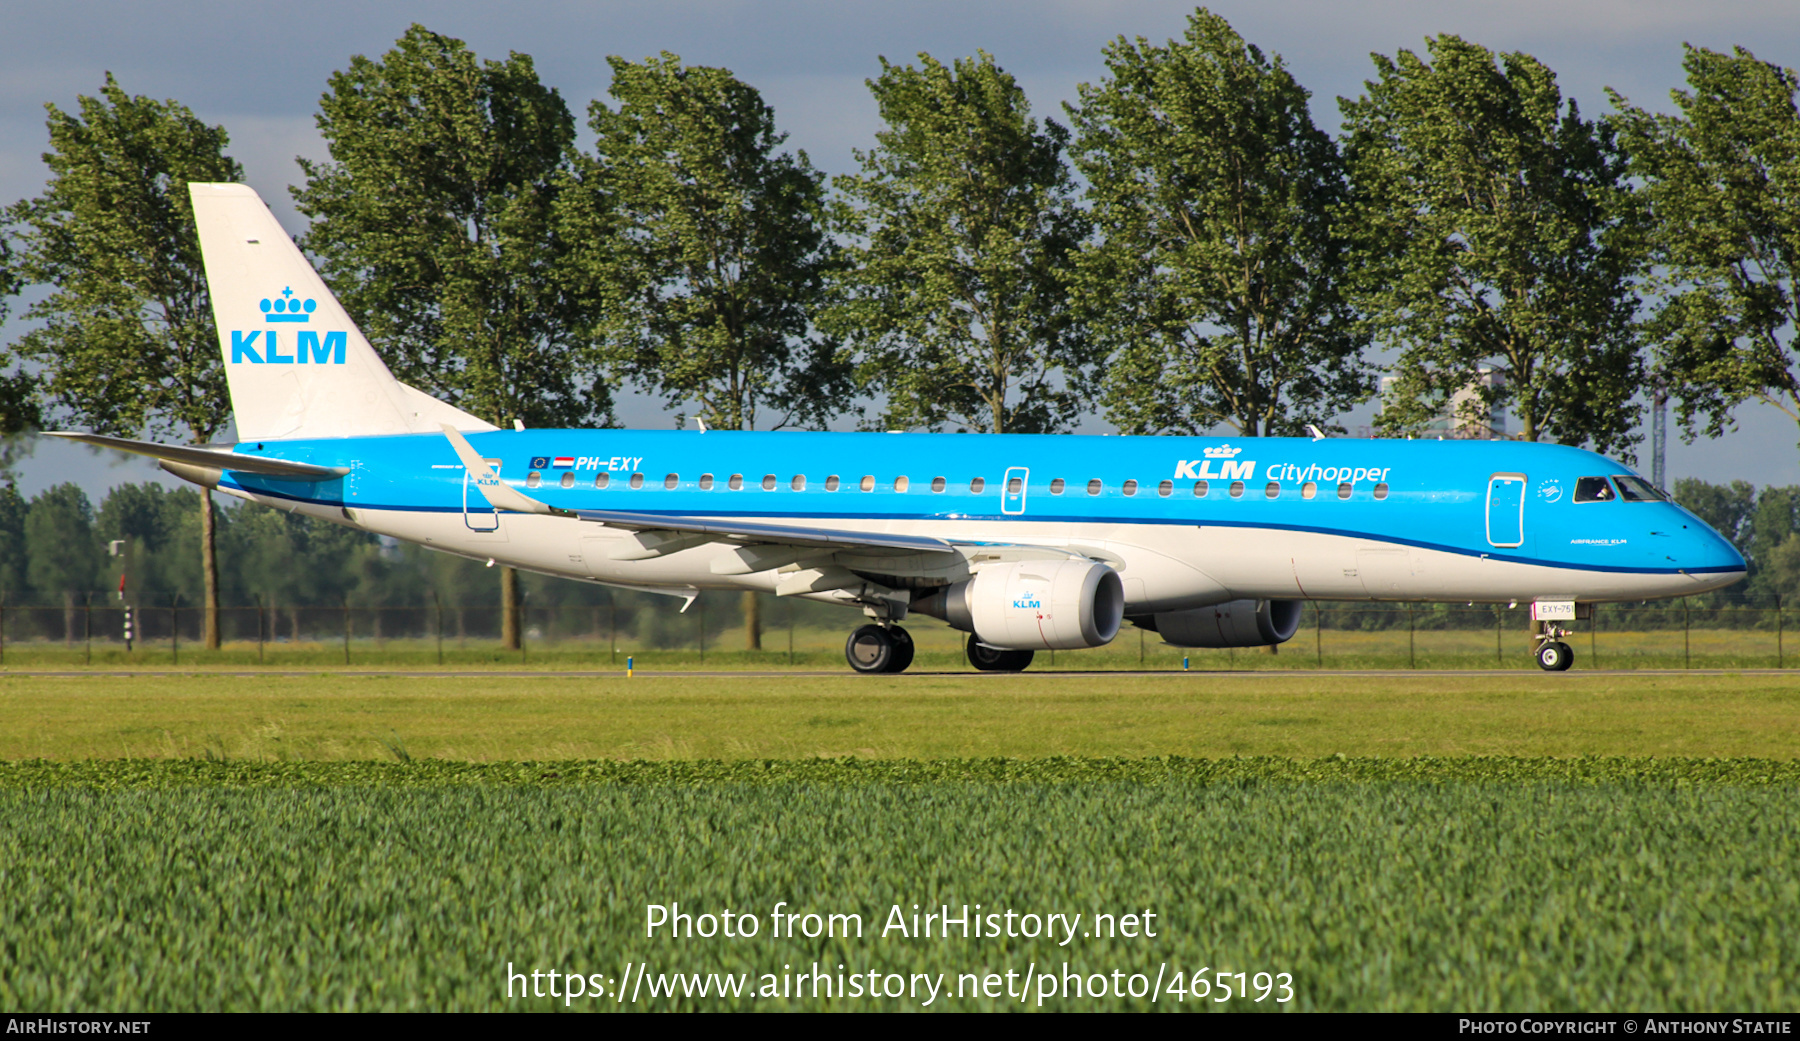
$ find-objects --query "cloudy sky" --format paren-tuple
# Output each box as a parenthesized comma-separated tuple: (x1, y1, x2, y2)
(4, 0, 1799, 496)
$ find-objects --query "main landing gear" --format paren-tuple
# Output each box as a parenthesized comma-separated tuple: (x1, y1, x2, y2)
(966, 635, 1033, 672)
(845, 624, 915, 674)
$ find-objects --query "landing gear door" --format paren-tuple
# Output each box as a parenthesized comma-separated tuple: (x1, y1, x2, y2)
(464, 459, 503, 532)
(1002, 467, 1028, 515)
(1486, 473, 1526, 548)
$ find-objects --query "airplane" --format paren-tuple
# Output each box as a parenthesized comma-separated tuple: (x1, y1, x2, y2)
(51, 183, 1748, 674)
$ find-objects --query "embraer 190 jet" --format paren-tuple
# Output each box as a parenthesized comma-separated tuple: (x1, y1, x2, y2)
(52, 184, 1747, 673)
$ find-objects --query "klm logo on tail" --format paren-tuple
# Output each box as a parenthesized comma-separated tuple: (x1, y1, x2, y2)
(231, 287, 345, 365)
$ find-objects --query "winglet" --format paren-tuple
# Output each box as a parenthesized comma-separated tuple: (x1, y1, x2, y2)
(440, 424, 570, 517)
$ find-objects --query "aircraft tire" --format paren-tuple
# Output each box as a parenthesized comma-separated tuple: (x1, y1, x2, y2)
(885, 625, 915, 673)
(1536, 641, 1574, 672)
(966, 635, 1035, 672)
(846, 624, 897, 674)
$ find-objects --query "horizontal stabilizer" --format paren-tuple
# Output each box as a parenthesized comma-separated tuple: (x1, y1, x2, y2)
(45, 431, 348, 480)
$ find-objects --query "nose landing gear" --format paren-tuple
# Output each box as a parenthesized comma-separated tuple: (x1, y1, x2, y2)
(845, 624, 915, 674)
(1535, 640, 1574, 671)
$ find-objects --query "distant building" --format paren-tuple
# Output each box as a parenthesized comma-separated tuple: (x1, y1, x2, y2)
(1379, 366, 1508, 439)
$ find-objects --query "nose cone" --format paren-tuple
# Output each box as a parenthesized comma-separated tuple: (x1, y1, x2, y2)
(1682, 519, 1747, 593)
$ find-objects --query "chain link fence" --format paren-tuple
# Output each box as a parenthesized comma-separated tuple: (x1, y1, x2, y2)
(0, 591, 1790, 669)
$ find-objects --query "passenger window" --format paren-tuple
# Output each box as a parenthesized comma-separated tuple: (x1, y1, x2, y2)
(630, 473, 644, 489)
(1158, 480, 1172, 497)
(1614, 476, 1665, 502)
(791, 475, 806, 491)
(1336, 482, 1351, 500)
(1087, 479, 1102, 496)
(1007, 476, 1022, 495)
(931, 477, 946, 493)
(526, 471, 542, 488)
(664, 474, 679, 489)
(762, 474, 777, 491)
(1229, 481, 1245, 498)
(1301, 481, 1316, 500)
(1123, 480, 1138, 496)
(560, 472, 574, 489)
(728, 474, 743, 490)
(894, 476, 910, 493)
(860, 475, 875, 492)
(826, 475, 840, 491)
(699, 473, 714, 490)
(1373, 482, 1389, 500)
(1049, 478, 1064, 495)
(970, 477, 986, 493)
(1193, 481, 1209, 497)
(593, 473, 610, 489)
(1265, 481, 1280, 499)
(1575, 477, 1616, 503)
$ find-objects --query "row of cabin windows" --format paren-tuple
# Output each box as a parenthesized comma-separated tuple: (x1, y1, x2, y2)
(521, 469, 1391, 501)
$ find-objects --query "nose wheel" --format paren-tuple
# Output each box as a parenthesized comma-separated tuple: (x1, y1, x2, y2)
(845, 624, 915, 674)
(1536, 641, 1574, 671)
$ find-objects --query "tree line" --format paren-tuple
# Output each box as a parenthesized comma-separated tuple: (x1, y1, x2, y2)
(3, 9, 1799, 638)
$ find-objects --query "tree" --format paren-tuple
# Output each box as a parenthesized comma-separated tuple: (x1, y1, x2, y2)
(827, 51, 1093, 434)
(1611, 46, 1800, 452)
(1068, 9, 1372, 437)
(1341, 37, 1644, 456)
(0, 485, 27, 602)
(2, 73, 241, 647)
(25, 484, 101, 642)
(572, 53, 848, 648)
(0, 230, 38, 482)
(295, 24, 608, 650)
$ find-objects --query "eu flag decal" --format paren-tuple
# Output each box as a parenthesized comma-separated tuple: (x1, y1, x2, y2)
(529, 456, 550, 469)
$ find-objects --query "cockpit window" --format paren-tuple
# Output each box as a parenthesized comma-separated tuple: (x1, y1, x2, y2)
(1613, 475, 1666, 502)
(1574, 477, 1615, 503)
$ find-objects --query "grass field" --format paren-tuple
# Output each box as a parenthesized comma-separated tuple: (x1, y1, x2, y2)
(4, 671, 1800, 760)
(5, 673, 1797, 1012)
(2, 758, 1797, 1011)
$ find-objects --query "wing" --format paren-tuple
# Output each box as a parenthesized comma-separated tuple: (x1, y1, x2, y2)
(573, 508, 957, 555)
(45, 431, 349, 480)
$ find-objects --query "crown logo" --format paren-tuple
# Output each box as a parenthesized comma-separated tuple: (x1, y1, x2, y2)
(1202, 444, 1242, 458)
(260, 286, 315, 323)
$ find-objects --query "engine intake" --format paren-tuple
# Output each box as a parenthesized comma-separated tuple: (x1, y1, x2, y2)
(913, 559, 1124, 650)
(1136, 599, 1303, 648)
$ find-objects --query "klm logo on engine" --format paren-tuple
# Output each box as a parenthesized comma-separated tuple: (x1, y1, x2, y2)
(230, 287, 346, 365)
(1012, 591, 1042, 610)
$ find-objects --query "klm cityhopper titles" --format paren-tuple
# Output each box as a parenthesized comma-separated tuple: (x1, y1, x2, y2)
(51, 184, 1747, 674)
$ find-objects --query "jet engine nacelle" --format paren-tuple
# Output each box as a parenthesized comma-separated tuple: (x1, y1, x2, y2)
(912, 559, 1125, 650)
(1140, 599, 1303, 648)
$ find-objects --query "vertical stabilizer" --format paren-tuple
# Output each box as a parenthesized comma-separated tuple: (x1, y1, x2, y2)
(188, 182, 494, 440)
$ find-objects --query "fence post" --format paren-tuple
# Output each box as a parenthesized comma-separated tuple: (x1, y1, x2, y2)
(699, 594, 705, 664)
(1778, 595, 1784, 669)
(435, 592, 444, 666)
(84, 592, 92, 666)
(609, 594, 617, 666)
(171, 594, 179, 666)
(1, 594, 7, 666)
(342, 598, 351, 666)
(1407, 603, 1416, 669)
(1590, 603, 1597, 668)
(1683, 597, 1690, 670)
(787, 599, 794, 665)
(257, 595, 265, 665)
(1315, 604, 1322, 667)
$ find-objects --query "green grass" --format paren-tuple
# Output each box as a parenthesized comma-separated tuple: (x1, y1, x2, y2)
(4, 671, 1799, 761)
(2, 758, 1796, 1011)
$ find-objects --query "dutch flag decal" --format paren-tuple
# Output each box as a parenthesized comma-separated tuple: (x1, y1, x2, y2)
(553, 457, 575, 469)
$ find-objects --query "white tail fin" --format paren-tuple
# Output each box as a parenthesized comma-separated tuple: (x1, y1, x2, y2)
(188, 182, 495, 440)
